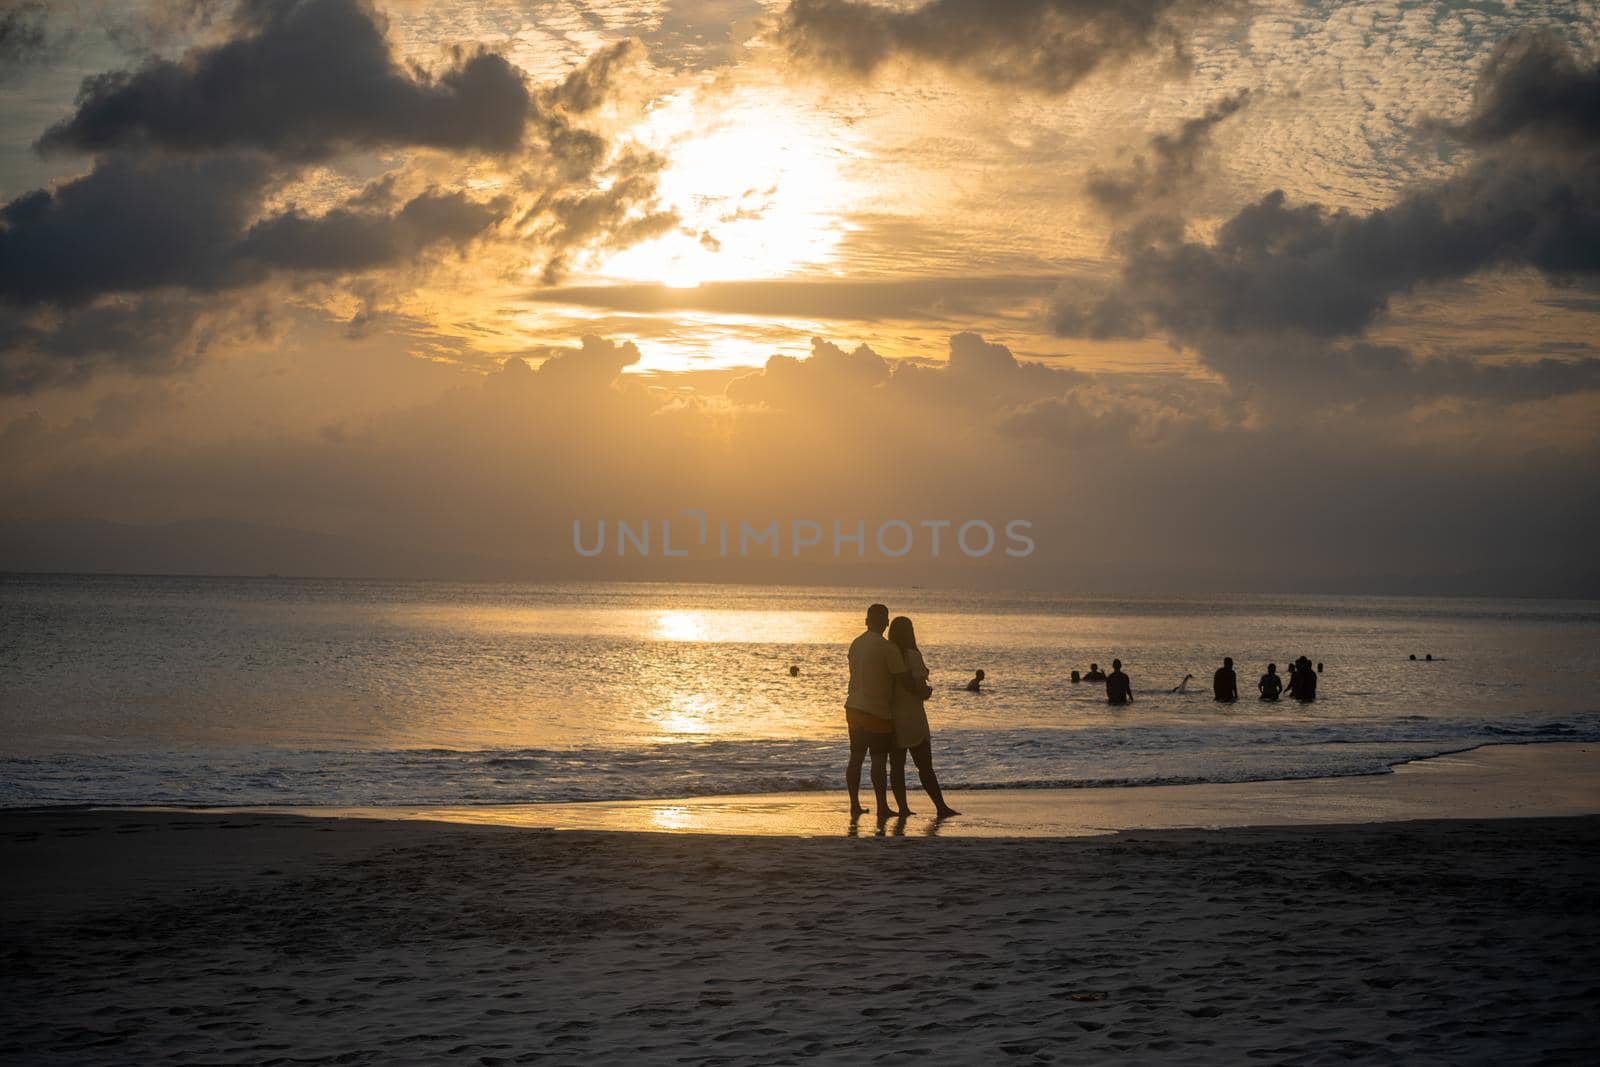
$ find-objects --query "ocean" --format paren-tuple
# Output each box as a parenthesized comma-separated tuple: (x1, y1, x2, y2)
(2, 574, 1597, 808)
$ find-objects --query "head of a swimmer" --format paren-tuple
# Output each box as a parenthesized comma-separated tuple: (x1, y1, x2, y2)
(865, 603, 889, 633)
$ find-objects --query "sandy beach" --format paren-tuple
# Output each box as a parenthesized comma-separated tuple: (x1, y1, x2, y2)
(4, 744, 1598, 1064)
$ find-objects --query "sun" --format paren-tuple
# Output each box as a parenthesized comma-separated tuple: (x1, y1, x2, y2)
(596, 85, 863, 288)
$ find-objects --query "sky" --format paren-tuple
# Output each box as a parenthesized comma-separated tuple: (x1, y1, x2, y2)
(1, 0, 1597, 592)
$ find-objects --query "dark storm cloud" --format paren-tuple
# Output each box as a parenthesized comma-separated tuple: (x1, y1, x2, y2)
(0, 153, 504, 308)
(775, 0, 1233, 94)
(37, 0, 532, 160)
(1100, 154, 1600, 342)
(0, 150, 505, 392)
(1053, 33, 1600, 401)
(0, 153, 274, 306)
(1445, 31, 1600, 149)
(526, 274, 1058, 320)
(237, 189, 506, 274)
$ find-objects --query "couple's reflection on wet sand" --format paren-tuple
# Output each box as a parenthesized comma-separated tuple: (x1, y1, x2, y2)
(846, 810, 948, 837)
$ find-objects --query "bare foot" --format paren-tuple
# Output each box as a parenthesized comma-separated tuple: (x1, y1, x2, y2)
(935, 807, 961, 818)
(850, 805, 868, 817)
(874, 808, 895, 820)
(894, 808, 915, 818)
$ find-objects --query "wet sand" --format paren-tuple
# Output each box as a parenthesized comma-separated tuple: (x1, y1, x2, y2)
(175, 740, 1600, 838)
(3, 745, 1599, 1063)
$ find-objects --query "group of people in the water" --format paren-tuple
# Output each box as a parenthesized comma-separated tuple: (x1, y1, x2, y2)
(944, 655, 1329, 705)
(1214, 655, 1321, 703)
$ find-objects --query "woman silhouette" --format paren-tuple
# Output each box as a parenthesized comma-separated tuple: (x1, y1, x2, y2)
(886, 616, 960, 818)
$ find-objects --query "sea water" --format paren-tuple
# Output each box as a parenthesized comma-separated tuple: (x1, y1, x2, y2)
(3, 574, 1597, 807)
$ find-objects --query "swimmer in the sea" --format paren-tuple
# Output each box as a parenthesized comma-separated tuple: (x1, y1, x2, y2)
(1170, 673, 1194, 694)
(1106, 659, 1133, 706)
(966, 669, 985, 693)
(1213, 657, 1238, 702)
(1083, 662, 1106, 682)
(1259, 663, 1283, 701)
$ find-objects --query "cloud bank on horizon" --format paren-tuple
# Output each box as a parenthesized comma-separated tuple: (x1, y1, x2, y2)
(0, 0, 1596, 590)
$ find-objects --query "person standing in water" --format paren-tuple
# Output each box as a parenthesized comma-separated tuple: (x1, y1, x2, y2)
(1106, 659, 1133, 705)
(845, 604, 930, 818)
(1292, 655, 1317, 701)
(886, 616, 959, 818)
(1083, 663, 1106, 682)
(965, 669, 985, 693)
(1259, 663, 1283, 701)
(1213, 657, 1238, 702)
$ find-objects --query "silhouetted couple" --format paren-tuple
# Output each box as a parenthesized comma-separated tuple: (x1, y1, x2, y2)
(844, 604, 959, 820)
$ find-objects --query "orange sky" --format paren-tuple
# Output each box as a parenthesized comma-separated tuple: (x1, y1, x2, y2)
(1, 1, 1596, 591)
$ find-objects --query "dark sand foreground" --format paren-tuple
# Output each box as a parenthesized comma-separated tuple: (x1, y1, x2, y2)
(5, 804, 1600, 1063)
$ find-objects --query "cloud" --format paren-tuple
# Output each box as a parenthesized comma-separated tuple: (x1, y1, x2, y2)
(1444, 31, 1600, 150)
(520, 149, 678, 283)
(1053, 33, 1600, 401)
(775, 0, 1233, 94)
(726, 336, 888, 407)
(541, 37, 643, 115)
(1002, 381, 1220, 450)
(727, 331, 1080, 414)
(523, 334, 643, 391)
(0, 292, 274, 394)
(10, 327, 1590, 590)
(527, 274, 1059, 321)
(36, 0, 533, 160)
(1085, 89, 1250, 217)
(1, 153, 275, 306)
(237, 188, 507, 274)
(1200, 337, 1600, 408)
(0, 2, 48, 79)
(1, 4, 671, 392)
(0, 151, 507, 391)
(0, 153, 504, 308)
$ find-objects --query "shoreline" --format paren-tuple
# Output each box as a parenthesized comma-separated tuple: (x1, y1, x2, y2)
(94, 739, 1600, 838)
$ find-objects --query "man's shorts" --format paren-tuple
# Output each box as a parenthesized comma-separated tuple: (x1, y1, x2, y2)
(846, 708, 895, 755)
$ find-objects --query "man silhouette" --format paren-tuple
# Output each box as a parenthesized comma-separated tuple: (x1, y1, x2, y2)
(845, 604, 930, 817)
(1293, 656, 1317, 701)
(1259, 663, 1283, 701)
(1106, 658, 1133, 706)
(1213, 657, 1238, 702)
